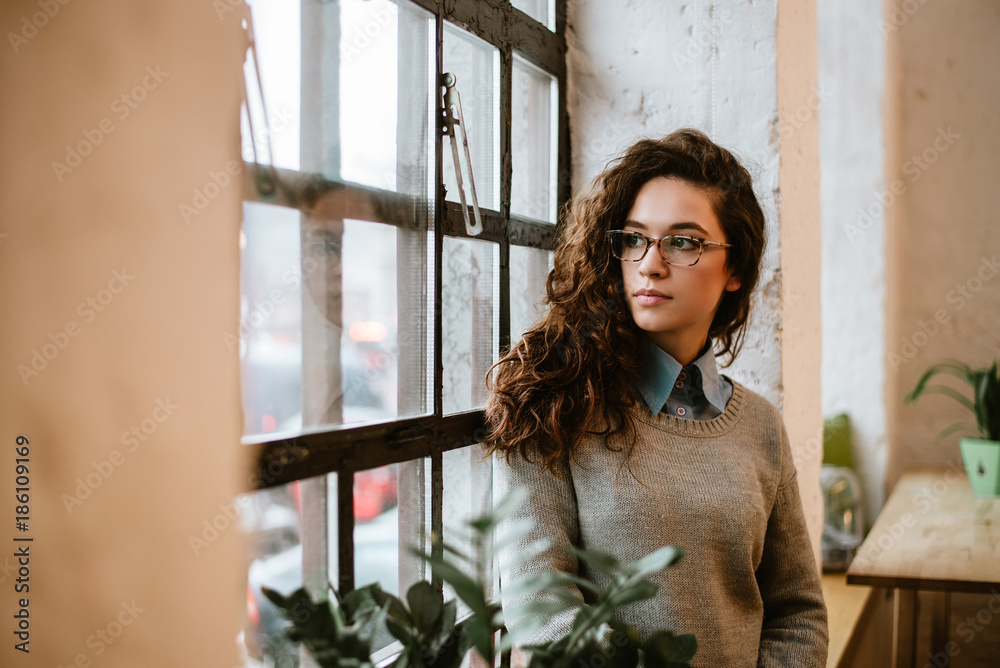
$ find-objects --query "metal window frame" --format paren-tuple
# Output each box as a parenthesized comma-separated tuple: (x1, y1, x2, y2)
(242, 0, 568, 647)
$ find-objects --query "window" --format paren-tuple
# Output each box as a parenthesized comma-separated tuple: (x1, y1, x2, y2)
(236, 1, 566, 665)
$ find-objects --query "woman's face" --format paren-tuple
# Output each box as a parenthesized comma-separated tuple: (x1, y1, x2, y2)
(619, 177, 740, 364)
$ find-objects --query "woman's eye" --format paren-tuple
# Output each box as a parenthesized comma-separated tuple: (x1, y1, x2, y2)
(623, 233, 644, 248)
(667, 236, 699, 251)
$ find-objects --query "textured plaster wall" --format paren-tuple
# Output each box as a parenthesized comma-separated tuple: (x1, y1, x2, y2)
(885, 1, 1000, 482)
(566, 0, 824, 568)
(817, 0, 888, 524)
(0, 1, 246, 665)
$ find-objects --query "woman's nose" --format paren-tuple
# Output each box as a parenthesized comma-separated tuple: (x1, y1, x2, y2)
(639, 243, 670, 276)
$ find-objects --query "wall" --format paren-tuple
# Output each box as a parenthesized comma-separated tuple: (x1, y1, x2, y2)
(0, 1, 246, 666)
(566, 0, 825, 568)
(817, 0, 889, 524)
(885, 0, 1000, 483)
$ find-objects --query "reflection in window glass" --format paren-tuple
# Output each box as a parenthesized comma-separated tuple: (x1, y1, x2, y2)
(442, 445, 494, 617)
(511, 0, 554, 31)
(443, 238, 498, 414)
(239, 202, 303, 438)
(511, 55, 558, 223)
(510, 246, 553, 345)
(240, 477, 305, 666)
(239, 200, 430, 438)
(443, 24, 500, 211)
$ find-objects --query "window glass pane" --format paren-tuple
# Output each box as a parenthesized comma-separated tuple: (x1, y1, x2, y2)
(239, 202, 303, 437)
(443, 238, 499, 414)
(511, 0, 554, 31)
(511, 55, 558, 223)
(241, 477, 305, 666)
(442, 444, 494, 617)
(245, 0, 434, 192)
(443, 24, 500, 211)
(337, 0, 436, 193)
(239, 200, 431, 438)
(243, 0, 301, 171)
(510, 245, 553, 344)
(355, 458, 427, 654)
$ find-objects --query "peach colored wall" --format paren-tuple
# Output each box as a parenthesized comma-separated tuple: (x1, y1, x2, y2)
(885, 1, 1000, 486)
(0, 1, 246, 666)
(777, 0, 825, 574)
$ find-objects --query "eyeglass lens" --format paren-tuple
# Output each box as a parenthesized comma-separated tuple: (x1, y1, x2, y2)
(611, 232, 701, 265)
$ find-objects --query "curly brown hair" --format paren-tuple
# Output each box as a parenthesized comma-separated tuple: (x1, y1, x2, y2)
(484, 128, 766, 476)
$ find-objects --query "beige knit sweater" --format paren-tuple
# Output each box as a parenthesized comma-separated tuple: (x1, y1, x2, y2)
(493, 380, 829, 667)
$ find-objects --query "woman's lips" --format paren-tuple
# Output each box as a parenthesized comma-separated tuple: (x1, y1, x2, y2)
(635, 293, 671, 306)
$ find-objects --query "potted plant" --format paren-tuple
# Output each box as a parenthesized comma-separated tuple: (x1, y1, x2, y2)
(905, 359, 1000, 497)
(261, 488, 697, 668)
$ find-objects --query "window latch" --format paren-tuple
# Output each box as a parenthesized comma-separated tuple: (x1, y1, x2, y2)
(442, 73, 483, 237)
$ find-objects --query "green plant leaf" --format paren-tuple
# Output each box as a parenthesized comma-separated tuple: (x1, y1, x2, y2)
(503, 570, 601, 597)
(917, 384, 975, 412)
(407, 580, 443, 637)
(933, 421, 980, 443)
(621, 546, 684, 583)
(603, 621, 641, 668)
(643, 630, 698, 667)
(905, 360, 973, 403)
(606, 580, 659, 608)
(562, 544, 621, 577)
(412, 549, 488, 617)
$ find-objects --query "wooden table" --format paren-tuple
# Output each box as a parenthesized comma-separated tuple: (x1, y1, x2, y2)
(846, 469, 1000, 667)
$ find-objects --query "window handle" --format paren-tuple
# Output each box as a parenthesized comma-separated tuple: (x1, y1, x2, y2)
(442, 73, 483, 236)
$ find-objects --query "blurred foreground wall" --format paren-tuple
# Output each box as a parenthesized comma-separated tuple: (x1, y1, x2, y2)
(0, 1, 246, 665)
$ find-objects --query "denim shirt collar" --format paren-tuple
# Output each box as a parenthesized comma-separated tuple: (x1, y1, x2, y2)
(637, 336, 729, 415)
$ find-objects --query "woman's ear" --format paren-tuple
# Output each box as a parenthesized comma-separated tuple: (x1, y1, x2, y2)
(724, 273, 741, 292)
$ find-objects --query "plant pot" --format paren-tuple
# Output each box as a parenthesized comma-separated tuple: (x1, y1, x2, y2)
(959, 438, 1000, 498)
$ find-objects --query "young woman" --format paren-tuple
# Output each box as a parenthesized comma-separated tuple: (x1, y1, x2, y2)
(485, 129, 828, 667)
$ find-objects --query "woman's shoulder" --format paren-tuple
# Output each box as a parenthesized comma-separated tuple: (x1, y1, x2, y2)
(725, 378, 785, 429)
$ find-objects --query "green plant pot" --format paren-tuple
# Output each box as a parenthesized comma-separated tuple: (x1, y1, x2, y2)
(959, 438, 1000, 498)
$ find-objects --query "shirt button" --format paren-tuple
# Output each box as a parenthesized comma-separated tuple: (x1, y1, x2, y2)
(675, 380, 684, 389)
(678, 371, 687, 380)
(675, 406, 687, 416)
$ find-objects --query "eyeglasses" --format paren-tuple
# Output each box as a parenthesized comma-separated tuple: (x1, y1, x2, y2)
(304, 240, 343, 260)
(606, 230, 733, 266)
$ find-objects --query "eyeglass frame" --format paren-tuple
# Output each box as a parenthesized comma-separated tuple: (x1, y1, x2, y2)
(605, 230, 733, 267)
